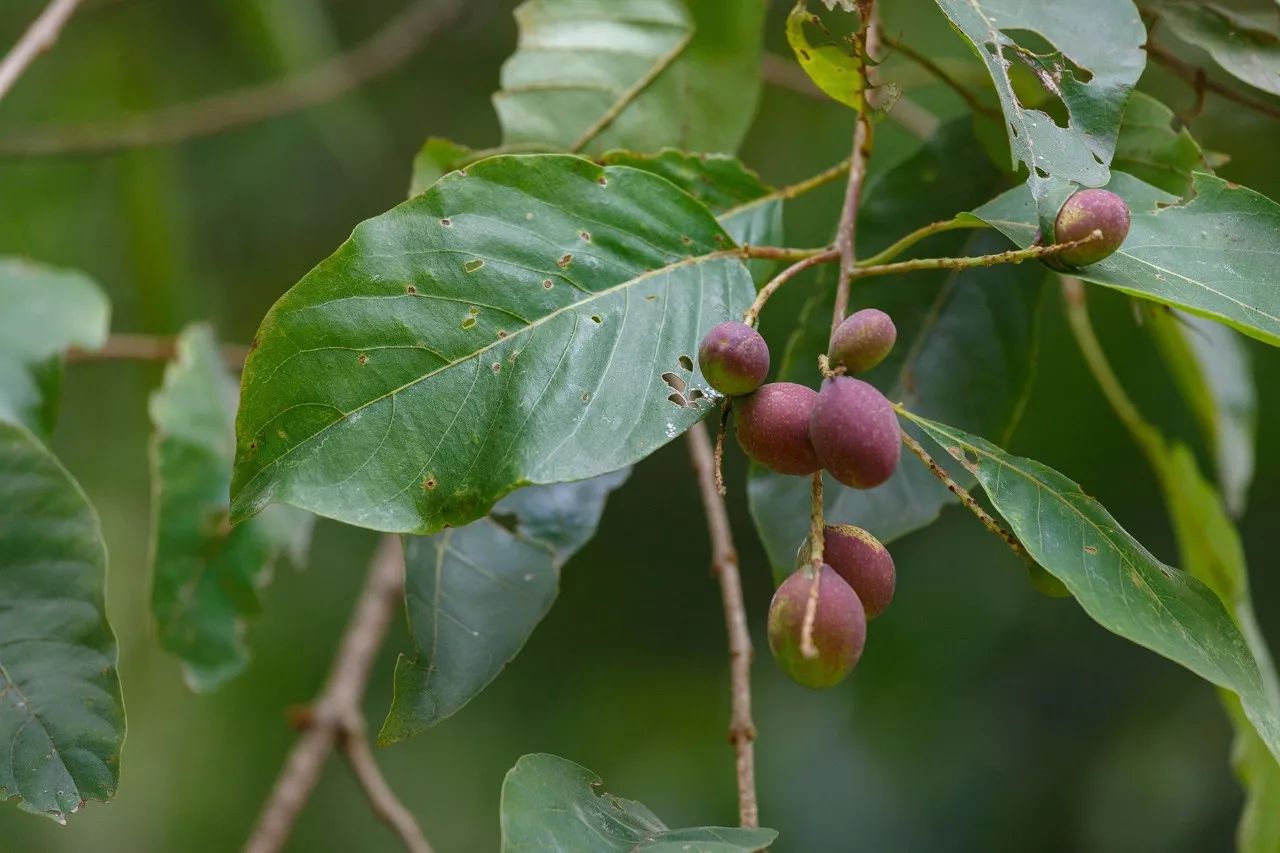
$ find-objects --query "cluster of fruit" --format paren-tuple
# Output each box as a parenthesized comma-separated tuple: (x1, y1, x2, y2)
(697, 308, 902, 688)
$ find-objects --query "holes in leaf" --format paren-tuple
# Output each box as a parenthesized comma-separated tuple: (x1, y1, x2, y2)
(689, 388, 706, 402)
(422, 475, 438, 490)
(597, 175, 608, 187)
(644, 295, 657, 302)
(681, 235, 693, 245)
(668, 392, 690, 407)
(662, 372, 687, 393)
(589, 314, 602, 324)
(1084, 545, 1098, 555)
(497, 329, 508, 338)
(558, 254, 573, 268)
(357, 353, 369, 365)
(440, 218, 453, 227)
(581, 391, 591, 402)
(463, 259, 485, 273)
(491, 362, 502, 373)
(678, 355, 693, 371)
(491, 511, 520, 534)
(461, 317, 477, 330)
(542, 279, 553, 289)
(405, 284, 417, 294)
(579, 230, 592, 242)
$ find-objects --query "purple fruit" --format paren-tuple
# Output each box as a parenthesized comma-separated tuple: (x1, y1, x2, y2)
(829, 309, 897, 374)
(698, 321, 770, 396)
(736, 382, 822, 475)
(1053, 188, 1131, 267)
(768, 564, 867, 688)
(799, 524, 895, 618)
(809, 377, 900, 488)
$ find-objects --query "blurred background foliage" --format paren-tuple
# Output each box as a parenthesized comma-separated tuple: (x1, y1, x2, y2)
(0, 0, 1277, 850)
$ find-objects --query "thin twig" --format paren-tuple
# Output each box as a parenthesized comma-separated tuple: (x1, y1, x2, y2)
(714, 402, 731, 497)
(67, 332, 249, 370)
(898, 429, 1029, 561)
(742, 248, 840, 325)
(244, 536, 432, 853)
(832, 116, 872, 340)
(686, 422, 758, 829)
(1147, 40, 1280, 123)
(719, 157, 852, 222)
(851, 233, 1099, 281)
(0, 0, 84, 104)
(799, 473, 824, 660)
(0, 0, 468, 157)
(857, 218, 986, 268)
(879, 34, 1001, 120)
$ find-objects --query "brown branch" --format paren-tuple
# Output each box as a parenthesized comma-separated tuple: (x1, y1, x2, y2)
(66, 332, 249, 370)
(1147, 40, 1280, 122)
(686, 422, 758, 829)
(799, 472, 825, 659)
(0, 0, 83, 104)
(742, 248, 841, 325)
(244, 536, 432, 853)
(898, 428, 1029, 561)
(0, 0, 468, 157)
(879, 34, 1001, 120)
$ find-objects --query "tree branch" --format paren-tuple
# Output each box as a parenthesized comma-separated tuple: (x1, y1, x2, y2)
(1147, 39, 1280, 123)
(244, 536, 431, 853)
(742, 248, 841, 325)
(0, 0, 467, 157)
(878, 34, 1001, 120)
(851, 234, 1098, 281)
(66, 332, 249, 370)
(686, 422, 758, 829)
(0, 0, 83, 104)
(856, 217, 986, 268)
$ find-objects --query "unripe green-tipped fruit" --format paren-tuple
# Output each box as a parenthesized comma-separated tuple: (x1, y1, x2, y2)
(1053, 188, 1131, 267)
(736, 382, 822, 475)
(829, 309, 897, 374)
(768, 564, 867, 688)
(809, 377, 900, 488)
(798, 524, 895, 618)
(698, 321, 770, 396)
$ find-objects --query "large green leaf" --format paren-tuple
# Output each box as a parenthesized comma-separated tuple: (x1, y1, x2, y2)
(900, 409, 1280, 763)
(0, 259, 109, 436)
(1158, 1, 1280, 97)
(1113, 91, 1205, 196)
(149, 326, 312, 691)
(1147, 310, 1255, 517)
(0, 421, 123, 822)
(931, 0, 1146, 209)
(974, 171, 1280, 346)
(500, 753, 778, 852)
(380, 470, 627, 743)
(232, 154, 752, 533)
(749, 120, 1044, 573)
(493, 0, 765, 156)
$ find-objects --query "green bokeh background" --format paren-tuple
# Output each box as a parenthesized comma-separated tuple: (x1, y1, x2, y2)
(1, 1, 1277, 850)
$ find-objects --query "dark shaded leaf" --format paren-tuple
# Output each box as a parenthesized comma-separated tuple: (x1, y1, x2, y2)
(1159, 1, 1280, 96)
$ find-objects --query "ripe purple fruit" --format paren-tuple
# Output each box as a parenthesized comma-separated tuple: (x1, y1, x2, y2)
(809, 377, 900, 488)
(698, 321, 770, 396)
(829, 309, 896, 374)
(799, 524, 895, 618)
(768, 564, 867, 688)
(736, 382, 822, 475)
(1053, 188, 1131, 268)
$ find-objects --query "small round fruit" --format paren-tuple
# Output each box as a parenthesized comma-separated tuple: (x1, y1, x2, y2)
(799, 524, 895, 618)
(736, 382, 822, 475)
(808, 377, 900, 488)
(698, 321, 770, 396)
(1053, 188, 1131, 267)
(768, 564, 867, 689)
(829, 309, 897, 374)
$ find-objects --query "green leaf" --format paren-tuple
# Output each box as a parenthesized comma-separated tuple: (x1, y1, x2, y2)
(1113, 91, 1206, 196)
(1158, 1, 1280, 97)
(0, 258, 109, 436)
(785, 1, 866, 111)
(931, 0, 1146, 207)
(232, 154, 752, 533)
(0, 420, 123, 822)
(899, 409, 1280, 764)
(500, 753, 778, 852)
(150, 325, 313, 691)
(409, 138, 479, 198)
(598, 148, 783, 278)
(749, 120, 1044, 574)
(380, 470, 627, 742)
(974, 171, 1280, 346)
(493, 0, 765, 156)
(1147, 310, 1255, 516)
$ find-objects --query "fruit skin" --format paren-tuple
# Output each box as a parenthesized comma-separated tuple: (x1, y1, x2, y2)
(808, 377, 900, 488)
(1052, 188, 1131, 267)
(768, 564, 867, 689)
(736, 382, 822, 475)
(799, 524, 895, 618)
(829, 309, 897, 374)
(698, 321, 770, 396)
